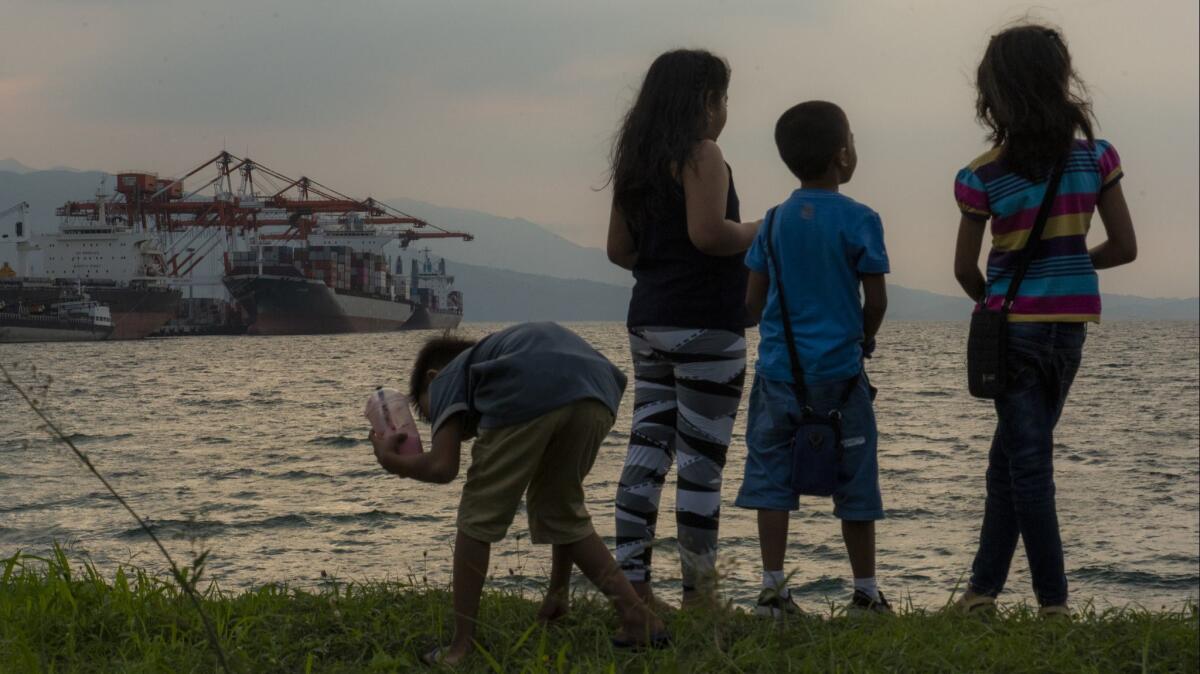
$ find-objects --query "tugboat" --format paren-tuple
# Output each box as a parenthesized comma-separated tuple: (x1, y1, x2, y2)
(0, 294, 114, 343)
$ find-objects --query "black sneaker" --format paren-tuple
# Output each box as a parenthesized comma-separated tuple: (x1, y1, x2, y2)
(849, 589, 894, 615)
(754, 588, 800, 619)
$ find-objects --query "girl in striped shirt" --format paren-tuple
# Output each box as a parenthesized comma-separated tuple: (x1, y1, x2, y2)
(951, 23, 1138, 616)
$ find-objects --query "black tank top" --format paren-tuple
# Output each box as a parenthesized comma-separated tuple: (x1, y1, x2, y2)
(626, 165, 747, 331)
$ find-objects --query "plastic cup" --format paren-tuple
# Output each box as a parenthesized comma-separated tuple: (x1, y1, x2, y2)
(365, 387, 423, 455)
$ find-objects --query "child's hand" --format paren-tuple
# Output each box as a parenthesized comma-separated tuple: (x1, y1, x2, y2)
(369, 429, 408, 459)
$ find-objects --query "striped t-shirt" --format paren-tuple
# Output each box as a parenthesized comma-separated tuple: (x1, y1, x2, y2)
(954, 139, 1123, 322)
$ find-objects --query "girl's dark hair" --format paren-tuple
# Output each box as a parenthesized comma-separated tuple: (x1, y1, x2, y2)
(610, 49, 730, 228)
(408, 334, 476, 420)
(975, 23, 1095, 179)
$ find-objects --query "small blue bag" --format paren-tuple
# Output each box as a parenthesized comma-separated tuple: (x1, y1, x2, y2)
(763, 209, 856, 498)
(790, 409, 843, 497)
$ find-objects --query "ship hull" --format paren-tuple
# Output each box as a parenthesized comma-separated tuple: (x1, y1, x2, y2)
(0, 282, 180, 340)
(224, 274, 416, 335)
(0, 316, 113, 343)
(403, 305, 463, 330)
(88, 286, 181, 340)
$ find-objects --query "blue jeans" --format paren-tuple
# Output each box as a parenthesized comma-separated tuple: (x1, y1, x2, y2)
(969, 322, 1085, 606)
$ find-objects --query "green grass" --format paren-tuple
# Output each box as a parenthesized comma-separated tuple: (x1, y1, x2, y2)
(1, 550, 1196, 673)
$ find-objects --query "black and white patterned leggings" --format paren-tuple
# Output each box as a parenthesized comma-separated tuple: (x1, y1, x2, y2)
(614, 327, 747, 590)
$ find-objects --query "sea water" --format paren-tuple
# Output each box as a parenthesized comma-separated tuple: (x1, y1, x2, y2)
(1, 321, 1196, 610)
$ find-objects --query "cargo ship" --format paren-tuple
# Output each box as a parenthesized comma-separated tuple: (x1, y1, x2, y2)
(223, 238, 462, 335)
(0, 295, 114, 343)
(402, 252, 464, 330)
(0, 196, 182, 339)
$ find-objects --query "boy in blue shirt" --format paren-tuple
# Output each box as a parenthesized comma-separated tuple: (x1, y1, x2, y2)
(735, 101, 891, 616)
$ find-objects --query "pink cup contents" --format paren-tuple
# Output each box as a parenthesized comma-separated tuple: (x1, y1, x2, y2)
(365, 387, 423, 455)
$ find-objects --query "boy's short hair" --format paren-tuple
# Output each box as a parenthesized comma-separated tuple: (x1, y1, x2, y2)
(409, 333, 477, 419)
(775, 101, 850, 181)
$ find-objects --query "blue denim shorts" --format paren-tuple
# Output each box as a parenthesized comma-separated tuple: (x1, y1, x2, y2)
(734, 373, 884, 520)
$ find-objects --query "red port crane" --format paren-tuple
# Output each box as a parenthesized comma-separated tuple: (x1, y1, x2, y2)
(55, 151, 473, 277)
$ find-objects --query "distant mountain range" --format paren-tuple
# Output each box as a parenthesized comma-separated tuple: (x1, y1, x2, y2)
(449, 263, 1198, 322)
(382, 196, 632, 287)
(0, 159, 35, 174)
(381, 196, 1200, 322)
(1, 166, 1195, 322)
(0, 159, 89, 174)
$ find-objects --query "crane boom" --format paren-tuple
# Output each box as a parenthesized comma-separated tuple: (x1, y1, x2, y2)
(0, 201, 29, 220)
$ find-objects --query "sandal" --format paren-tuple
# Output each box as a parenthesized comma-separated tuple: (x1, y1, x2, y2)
(422, 646, 449, 667)
(1038, 604, 1072, 620)
(952, 591, 997, 614)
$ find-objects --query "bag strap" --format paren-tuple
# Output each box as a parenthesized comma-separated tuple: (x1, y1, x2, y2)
(763, 208, 859, 413)
(762, 208, 809, 405)
(1002, 156, 1068, 312)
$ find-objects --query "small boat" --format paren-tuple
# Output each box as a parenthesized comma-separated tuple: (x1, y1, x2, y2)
(0, 296, 114, 343)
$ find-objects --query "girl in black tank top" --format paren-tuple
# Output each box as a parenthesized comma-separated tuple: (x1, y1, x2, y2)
(626, 163, 746, 329)
(605, 49, 760, 609)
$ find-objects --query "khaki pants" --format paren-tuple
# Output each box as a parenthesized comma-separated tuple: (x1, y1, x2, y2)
(457, 399, 614, 545)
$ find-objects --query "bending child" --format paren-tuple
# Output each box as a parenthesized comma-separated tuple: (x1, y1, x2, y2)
(371, 322, 666, 666)
(735, 101, 892, 616)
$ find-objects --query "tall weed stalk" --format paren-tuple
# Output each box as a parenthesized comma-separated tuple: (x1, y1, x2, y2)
(1, 361, 233, 673)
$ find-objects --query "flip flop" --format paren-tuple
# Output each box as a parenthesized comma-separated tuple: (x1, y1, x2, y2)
(951, 592, 997, 614)
(421, 646, 443, 667)
(611, 629, 672, 651)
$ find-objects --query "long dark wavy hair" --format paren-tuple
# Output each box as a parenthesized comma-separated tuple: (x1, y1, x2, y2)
(976, 23, 1095, 180)
(610, 49, 730, 229)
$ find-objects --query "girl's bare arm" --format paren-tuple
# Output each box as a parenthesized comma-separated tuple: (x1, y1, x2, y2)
(954, 216, 988, 303)
(606, 204, 638, 270)
(682, 140, 760, 255)
(1090, 183, 1138, 269)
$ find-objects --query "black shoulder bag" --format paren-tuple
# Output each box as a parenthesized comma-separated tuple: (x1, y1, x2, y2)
(763, 208, 860, 497)
(966, 158, 1066, 399)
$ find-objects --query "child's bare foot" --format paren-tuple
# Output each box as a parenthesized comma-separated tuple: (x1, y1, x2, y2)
(536, 592, 570, 623)
(612, 603, 670, 650)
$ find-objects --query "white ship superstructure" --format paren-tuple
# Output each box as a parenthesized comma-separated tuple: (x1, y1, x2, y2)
(405, 248, 463, 329)
(0, 192, 182, 339)
(38, 220, 169, 283)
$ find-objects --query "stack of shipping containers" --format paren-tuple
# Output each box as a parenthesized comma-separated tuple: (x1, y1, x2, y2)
(230, 245, 405, 301)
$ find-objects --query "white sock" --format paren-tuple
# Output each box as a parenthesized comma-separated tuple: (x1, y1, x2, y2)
(854, 576, 879, 601)
(763, 569, 789, 597)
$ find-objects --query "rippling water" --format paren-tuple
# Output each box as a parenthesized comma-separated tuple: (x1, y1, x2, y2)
(2, 321, 1197, 610)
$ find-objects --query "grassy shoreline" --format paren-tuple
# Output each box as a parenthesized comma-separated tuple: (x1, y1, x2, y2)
(2, 552, 1196, 673)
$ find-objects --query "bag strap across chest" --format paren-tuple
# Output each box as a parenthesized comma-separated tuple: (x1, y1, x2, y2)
(998, 157, 1069, 313)
(762, 207, 857, 413)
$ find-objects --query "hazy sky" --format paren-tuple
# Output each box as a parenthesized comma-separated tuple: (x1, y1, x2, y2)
(2, 0, 1197, 297)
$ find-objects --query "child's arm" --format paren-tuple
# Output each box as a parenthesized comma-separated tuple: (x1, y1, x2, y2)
(745, 270, 769, 325)
(953, 216, 988, 303)
(861, 274, 887, 348)
(683, 141, 760, 255)
(1089, 183, 1138, 269)
(607, 204, 638, 270)
(371, 416, 463, 484)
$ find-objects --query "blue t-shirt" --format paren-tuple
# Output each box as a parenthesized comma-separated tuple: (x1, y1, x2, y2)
(429, 322, 627, 434)
(745, 189, 889, 384)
